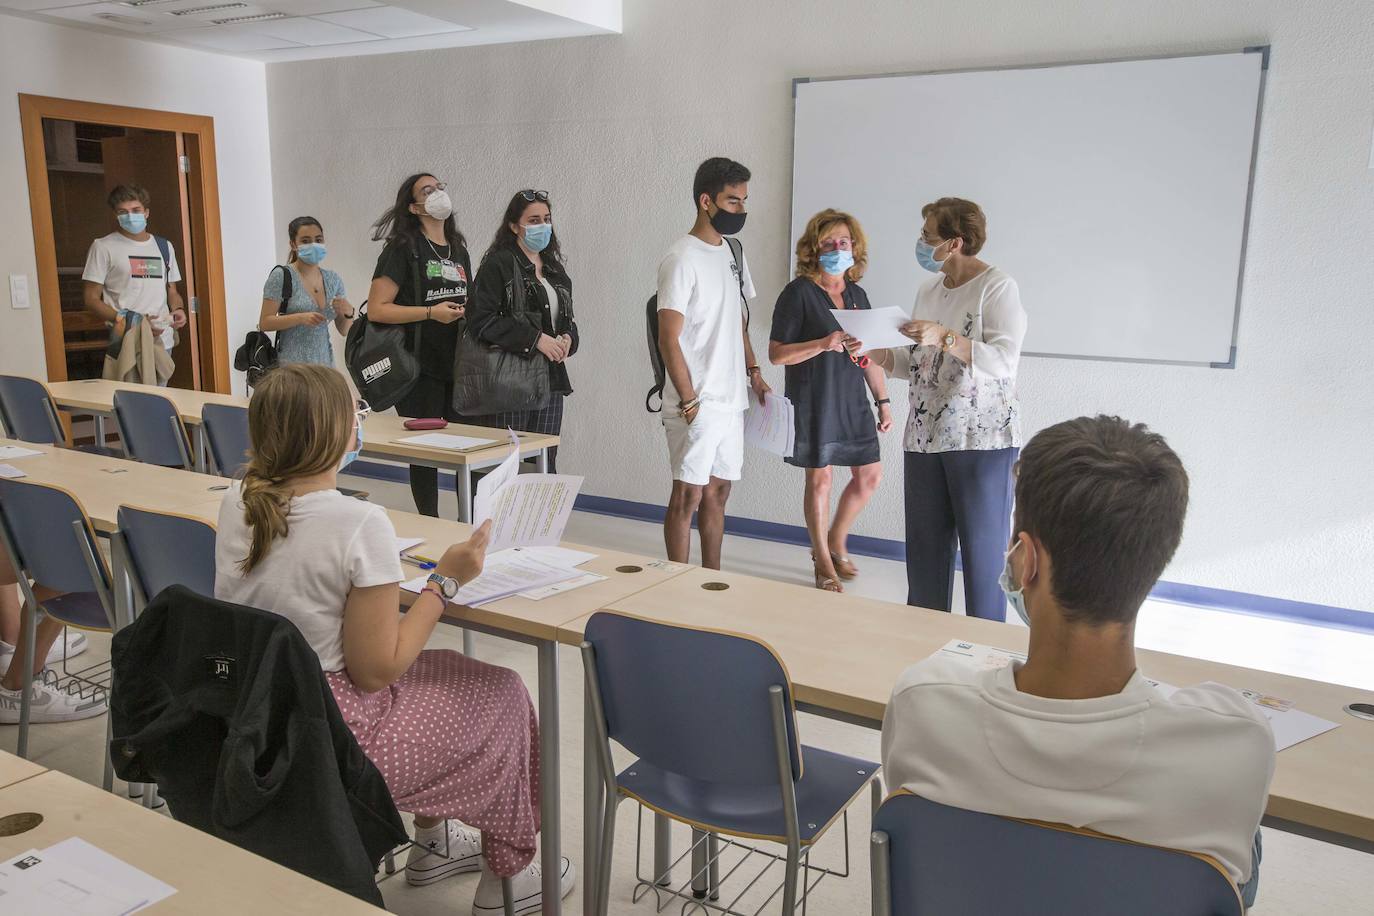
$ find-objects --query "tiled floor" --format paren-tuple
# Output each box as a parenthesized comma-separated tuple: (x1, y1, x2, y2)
(2, 472, 1371, 914)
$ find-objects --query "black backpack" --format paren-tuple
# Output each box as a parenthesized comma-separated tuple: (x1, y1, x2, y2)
(645, 236, 746, 412)
(345, 243, 425, 412)
(233, 265, 292, 388)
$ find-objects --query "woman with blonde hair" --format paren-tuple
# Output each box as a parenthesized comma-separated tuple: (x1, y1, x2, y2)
(769, 209, 892, 592)
(213, 363, 574, 914)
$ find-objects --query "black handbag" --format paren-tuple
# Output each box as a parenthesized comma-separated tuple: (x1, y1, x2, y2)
(345, 246, 424, 412)
(234, 265, 292, 388)
(451, 254, 550, 415)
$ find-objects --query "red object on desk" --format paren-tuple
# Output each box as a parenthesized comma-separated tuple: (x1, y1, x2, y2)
(403, 418, 448, 431)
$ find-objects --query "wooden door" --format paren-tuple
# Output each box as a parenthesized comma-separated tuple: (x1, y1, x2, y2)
(100, 131, 200, 389)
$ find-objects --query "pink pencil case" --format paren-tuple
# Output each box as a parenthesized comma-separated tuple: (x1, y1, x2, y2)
(403, 418, 448, 431)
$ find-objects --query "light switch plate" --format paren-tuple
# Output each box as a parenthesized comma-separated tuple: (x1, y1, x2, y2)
(8, 275, 29, 309)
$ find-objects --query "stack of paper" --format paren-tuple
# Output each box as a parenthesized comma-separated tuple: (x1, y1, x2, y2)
(396, 433, 498, 451)
(473, 430, 584, 552)
(933, 639, 1341, 752)
(395, 536, 425, 555)
(828, 306, 912, 354)
(743, 392, 795, 458)
(0, 463, 26, 479)
(0, 446, 43, 460)
(403, 553, 583, 607)
(0, 837, 176, 914)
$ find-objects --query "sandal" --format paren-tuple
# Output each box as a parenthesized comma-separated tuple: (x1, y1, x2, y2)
(831, 554, 859, 581)
(813, 565, 844, 593)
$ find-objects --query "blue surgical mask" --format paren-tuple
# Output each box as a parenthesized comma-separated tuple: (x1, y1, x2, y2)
(339, 421, 362, 471)
(523, 223, 552, 253)
(296, 243, 327, 265)
(915, 238, 946, 273)
(818, 249, 854, 277)
(118, 212, 148, 234)
(999, 540, 1030, 625)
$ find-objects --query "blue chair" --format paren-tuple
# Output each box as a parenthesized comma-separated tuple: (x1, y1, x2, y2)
(113, 389, 193, 469)
(581, 612, 878, 915)
(0, 374, 118, 455)
(116, 505, 216, 611)
(200, 403, 251, 477)
(0, 478, 117, 771)
(870, 792, 1244, 915)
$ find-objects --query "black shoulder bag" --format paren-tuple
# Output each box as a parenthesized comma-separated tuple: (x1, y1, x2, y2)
(234, 265, 293, 388)
(346, 245, 424, 412)
(451, 253, 550, 415)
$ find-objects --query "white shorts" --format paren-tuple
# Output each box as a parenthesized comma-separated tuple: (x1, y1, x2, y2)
(663, 405, 744, 486)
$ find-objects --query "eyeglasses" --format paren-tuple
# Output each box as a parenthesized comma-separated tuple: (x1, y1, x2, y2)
(819, 238, 854, 252)
(417, 182, 447, 200)
(355, 399, 372, 424)
(518, 189, 550, 202)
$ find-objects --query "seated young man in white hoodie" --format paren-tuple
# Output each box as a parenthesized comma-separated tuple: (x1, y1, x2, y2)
(881, 415, 1275, 907)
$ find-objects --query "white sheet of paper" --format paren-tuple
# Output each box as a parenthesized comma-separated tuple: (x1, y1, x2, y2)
(0, 837, 176, 915)
(395, 433, 498, 451)
(743, 392, 795, 458)
(494, 545, 597, 568)
(472, 430, 583, 552)
(402, 553, 582, 607)
(473, 429, 523, 527)
(0, 463, 26, 479)
(395, 537, 424, 555)
(0, 446, 43, 460)
(1224, 684, 1340, 751)
(828, 306, 912, 354)
(519, 572, 607, 600)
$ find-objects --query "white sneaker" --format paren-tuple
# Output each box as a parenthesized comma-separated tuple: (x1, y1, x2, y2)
(0, 630, 88, 668)
(472, 857, 575, 916)
(0, 679, 107, 724)
(405, 821, 483, 886)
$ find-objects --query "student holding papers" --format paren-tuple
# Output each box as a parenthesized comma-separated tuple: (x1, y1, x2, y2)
(769, 209, 891, 591)
(881, 416, 1274, 906)
(213, 365, 574, 913)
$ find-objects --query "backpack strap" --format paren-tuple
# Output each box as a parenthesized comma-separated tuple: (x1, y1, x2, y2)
(725, 236, 749, 329)
(152, 236, 175, 308)
(275, 265, 292, 315)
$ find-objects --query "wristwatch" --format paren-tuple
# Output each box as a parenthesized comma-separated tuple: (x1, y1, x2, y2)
(426, 572, 459, 601)
(941, 331, 956, 352)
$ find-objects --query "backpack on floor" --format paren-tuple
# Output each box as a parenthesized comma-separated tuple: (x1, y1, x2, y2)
(644, 236, 746, 413)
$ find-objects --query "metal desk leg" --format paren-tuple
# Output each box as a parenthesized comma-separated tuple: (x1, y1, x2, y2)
(192, 425, 206, 473)
(457, 466, 473, 524)
(537, 640, 562, 915)
(536, 448, 548, 473)
(583, 676, 603, 916)
(94, 415, 106, 450)
(463, 629, 475, 657)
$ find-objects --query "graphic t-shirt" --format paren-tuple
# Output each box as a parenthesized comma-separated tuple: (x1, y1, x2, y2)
(82, 231, 182, 350)
(373, 237, 471, 380)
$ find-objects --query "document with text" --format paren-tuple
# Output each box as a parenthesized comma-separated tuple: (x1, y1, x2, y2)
(743, 392, 795, 458)
(473, 430, 583, 552)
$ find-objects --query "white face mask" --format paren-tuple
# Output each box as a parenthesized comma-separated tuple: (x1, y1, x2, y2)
(423, 189, 453, 221)
(999, 540, 1030, 626)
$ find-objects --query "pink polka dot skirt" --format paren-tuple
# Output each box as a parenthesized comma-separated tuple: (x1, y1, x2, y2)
(327, 649, 541, 877)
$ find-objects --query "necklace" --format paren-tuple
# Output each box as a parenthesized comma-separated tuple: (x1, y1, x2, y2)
(425, 236, 451, 260)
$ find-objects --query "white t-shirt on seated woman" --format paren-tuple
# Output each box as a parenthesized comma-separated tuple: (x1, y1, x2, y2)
(214, 483, 403, 673)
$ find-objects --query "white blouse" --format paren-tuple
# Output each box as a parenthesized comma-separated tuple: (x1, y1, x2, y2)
(885, 266, 1027, 453)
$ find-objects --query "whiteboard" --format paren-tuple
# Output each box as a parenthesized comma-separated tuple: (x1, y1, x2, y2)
(790, 50, 1266, 367)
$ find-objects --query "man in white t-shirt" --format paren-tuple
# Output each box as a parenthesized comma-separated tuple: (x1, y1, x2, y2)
(881, 416, 1274, 907)
(82, 184, 187, 372)
(656, 157, 770, 570)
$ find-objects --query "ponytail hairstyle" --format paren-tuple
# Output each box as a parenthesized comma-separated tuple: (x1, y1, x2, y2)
(238, 364, 354, 573)
(370, 172, 466, 254)
(286, 215, 323, 263)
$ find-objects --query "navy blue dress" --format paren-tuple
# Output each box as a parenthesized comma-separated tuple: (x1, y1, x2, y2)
(770, 277, 880, 469)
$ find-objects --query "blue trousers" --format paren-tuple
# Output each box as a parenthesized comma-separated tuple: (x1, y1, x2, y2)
(903, 447, 1018, 620)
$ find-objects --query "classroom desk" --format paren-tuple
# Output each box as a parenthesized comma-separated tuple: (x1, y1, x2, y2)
(0, 749, 45, 789)
(45, 378, 559, 521)
(385, 508, 691, 913)
(0, 770, 385, 914)
(563, 565, 1374, 881)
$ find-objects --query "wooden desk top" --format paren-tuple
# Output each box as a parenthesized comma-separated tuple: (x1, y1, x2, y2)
(45, 378, 560, 467)
(0, 771, 384, 914)
(387, 510, 690, 641)
(575, 566, 1374, 844)
(0, 440, 231, 533)
(0, 750, 45, 790)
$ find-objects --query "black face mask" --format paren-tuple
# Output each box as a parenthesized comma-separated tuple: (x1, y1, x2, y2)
(709, 206, 747, 236)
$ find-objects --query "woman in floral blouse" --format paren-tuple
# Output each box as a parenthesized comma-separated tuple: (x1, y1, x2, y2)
(874, 198, 1027, 620)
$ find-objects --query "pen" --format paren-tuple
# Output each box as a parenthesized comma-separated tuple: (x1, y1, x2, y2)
(401, 554, 436, 570)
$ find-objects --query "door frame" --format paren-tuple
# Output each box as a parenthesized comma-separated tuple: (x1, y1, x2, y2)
(18, 94, 231, 392)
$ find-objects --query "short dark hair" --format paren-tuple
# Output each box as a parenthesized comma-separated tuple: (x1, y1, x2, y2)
(1014, 416, 1189, 624)
(692, 157, 750, 207)
(108, 184, 150, 211)
(922, 198, 986, 256)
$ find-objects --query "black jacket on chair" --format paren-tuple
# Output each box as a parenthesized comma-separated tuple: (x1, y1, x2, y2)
(109, 586, 407, 906)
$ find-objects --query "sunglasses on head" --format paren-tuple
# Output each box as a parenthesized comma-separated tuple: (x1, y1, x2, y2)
(518, 189, 550, 202)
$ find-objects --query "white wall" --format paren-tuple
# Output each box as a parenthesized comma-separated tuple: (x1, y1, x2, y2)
(0, 14, 275, 396)
(266, 0, 1374, 611)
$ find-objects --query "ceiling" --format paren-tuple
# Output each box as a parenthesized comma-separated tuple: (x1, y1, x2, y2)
(0, 0, 620, 61)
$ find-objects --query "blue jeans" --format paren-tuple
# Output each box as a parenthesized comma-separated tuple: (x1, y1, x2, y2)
(1239, 830, 1262, 908)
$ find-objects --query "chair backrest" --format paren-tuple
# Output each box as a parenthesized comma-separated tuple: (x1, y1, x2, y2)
(872, 793, 1243, 916)
(0, 375, 64, 445)
(583, 611, 801, 786)
(200, 403, 251, 477)
(0, 478, 111, 596)
(114, 389, 190, 468)
(118, 505, 217, 602)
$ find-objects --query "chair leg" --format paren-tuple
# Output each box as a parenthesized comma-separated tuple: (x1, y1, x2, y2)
(16, 600, 37, 759)
(653, 812, 672, 886)
(501, 876, 514, 916)
(781, 844, 800, 914)
(596, 794, 618, 916)
(384, 850, 395, 875)
(102, 715, 115, 792)
(707, 833, 721, 901)
(691, 828, 707, 899)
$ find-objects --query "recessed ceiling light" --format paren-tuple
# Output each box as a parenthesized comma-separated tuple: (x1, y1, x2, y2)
(95, 12, 154, 24)
(169, 3, 248, 15)
(119, 0, 180, 7)
(210, 10, 288, 23)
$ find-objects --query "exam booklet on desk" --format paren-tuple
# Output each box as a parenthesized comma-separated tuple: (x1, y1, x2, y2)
(934, 640, 1340, 752)
(0, 837, 175, 915)
(473, 430, 583, 553)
